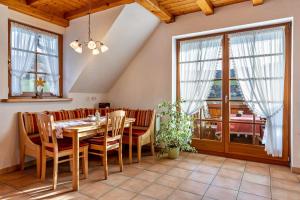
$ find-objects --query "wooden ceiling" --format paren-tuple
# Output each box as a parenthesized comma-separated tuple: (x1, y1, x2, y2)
(0, 0, 264, 27)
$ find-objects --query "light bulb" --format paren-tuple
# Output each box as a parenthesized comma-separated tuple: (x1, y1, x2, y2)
(69, 40, 79, 49)
(88, 40, 96, 50)
(100, 44, 109, 53)
(92, 48, 100, 55)
(75, 44, 82, 54)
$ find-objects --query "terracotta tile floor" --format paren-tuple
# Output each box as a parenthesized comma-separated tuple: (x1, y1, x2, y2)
(0, 152, 300, 200)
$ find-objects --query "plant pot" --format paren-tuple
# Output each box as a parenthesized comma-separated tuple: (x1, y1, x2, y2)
(168, 147, 179, 159)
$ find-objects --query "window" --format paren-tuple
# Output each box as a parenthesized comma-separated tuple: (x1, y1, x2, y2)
(8, 21, 62, 98)
(177, 23, 291, 160)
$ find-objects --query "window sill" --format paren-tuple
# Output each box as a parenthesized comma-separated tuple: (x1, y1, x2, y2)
(0, 98, 73, 103)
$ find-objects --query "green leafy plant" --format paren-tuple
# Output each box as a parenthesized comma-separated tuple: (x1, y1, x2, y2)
(156, 100, 196, 157)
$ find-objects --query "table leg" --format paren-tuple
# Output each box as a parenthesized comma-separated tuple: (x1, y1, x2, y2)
(129, 123, 132, 164)
(72, 132, 80, 191)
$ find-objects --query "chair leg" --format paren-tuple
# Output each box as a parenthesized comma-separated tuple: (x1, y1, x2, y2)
(53, 155, 58, 190)
(82, 147, 88, 179)
(36, 149, 41, 178)
(102, 151, 108, 180)
(41, 147, 46, 181)
(150, 135, 155, 156)
(69, 155, 73, 173)
(19, 145, 25, 171)
(137, 138, 142, 163)
(118, 144, 123, 172)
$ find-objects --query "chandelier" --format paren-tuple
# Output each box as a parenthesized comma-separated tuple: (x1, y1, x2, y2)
(69, 12, 108, 55)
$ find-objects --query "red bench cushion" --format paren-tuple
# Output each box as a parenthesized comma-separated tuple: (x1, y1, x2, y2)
(135, 110, 153, 127)
(46, 138, 88, 152)
(23, 112, 40, 136)
(62, 110, 76, 120)
(47, 111, 66, 121)
(88, 136, 119, 146)
(122, 129, 147, 144)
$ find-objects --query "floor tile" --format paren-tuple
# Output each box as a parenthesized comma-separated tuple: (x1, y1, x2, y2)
(243, 172, 270, 186)
(187, 171, 215, 184)
(140, 183, 174, 200)
(102, 174, 130, 186)
(176, 161, 198, 171)
(0, 183, 17, 195)
(271, 177, 300, 192)
(246, 161, 270, 169)
(135, 170, 161, 182)
(119, 178, 151, 192)
(147, 164, 170, 174)
(196, 164, 219, 175)
(212, 175, 241, 190)
(202, 159, 224, 167)
(158, 158, 180, 166)
(167, 189, 202, 200)
(222, 160, 245, 172)
(217, 168, 243, 180)
(237, 192, 271, 200)
(270, 167, 299, 182)
(132, 194, 156, 200)
(272, 187, 300, 200)
(178, 179, 209, 195)
(245, 165, 270, 176)
(0, 190, 31, 200)
(155, 174, 183, 188)
(98, 188, 136, 200)
(240, 181, 271, 198)
(121, 166, 144, 177)
(79, 181, 114, 199)
(166, 167, 191, 178)
(204, 185, 238, 200)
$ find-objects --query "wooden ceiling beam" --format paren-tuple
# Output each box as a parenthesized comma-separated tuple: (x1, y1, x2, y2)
(196, 0, 214, 15)
(252, 0, 264, 6)
(136, 0, 174, 23)
(26, 0, 40, 5)
(64, 0, 134, 20)
(0, 0, 69, 27)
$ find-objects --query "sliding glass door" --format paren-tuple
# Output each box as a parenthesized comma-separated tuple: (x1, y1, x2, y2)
(177, 23, 291, 164)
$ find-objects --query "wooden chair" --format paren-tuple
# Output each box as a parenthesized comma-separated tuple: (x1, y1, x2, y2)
(36, 113, 89, 190)
(87, 110, 125, 179)
(18, 112, 42, 178)
(123, 109, 156, 162)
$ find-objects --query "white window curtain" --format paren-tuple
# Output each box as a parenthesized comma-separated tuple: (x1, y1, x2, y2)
(179, 36, 223, 115)
(10, 22, 37, 96)
(39, 33, 60, 96)
(229, 27, 285, 157)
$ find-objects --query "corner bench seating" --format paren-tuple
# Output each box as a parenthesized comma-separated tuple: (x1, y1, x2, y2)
(18, 107, 155, 177)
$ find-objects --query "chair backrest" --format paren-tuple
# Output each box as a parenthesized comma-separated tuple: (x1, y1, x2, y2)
(36, 113, 58, 150)
(106, 110, 126, 138)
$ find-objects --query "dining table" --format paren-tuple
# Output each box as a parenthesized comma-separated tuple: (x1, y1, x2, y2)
(54, 117, 136, 191)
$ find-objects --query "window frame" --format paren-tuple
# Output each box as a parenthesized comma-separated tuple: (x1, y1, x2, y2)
(8, 19, 63, 98)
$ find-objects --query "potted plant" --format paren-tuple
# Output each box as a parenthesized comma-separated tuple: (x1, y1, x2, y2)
(156, 101, 196, 159)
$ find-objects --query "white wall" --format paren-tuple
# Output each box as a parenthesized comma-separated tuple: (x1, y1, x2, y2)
(107, 0, 300, 168)
(0, 5, 105, 170)
(70, 3, 159, 93)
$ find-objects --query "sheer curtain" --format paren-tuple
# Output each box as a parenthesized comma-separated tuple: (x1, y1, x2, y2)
(229, 27, 285, 157)
(179, 36, 223, 115)
(39, 33, 60, 96)
(10, 22, 37, 96)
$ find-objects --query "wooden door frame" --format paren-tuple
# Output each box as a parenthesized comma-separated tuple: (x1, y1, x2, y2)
(176, 22, 291, 166)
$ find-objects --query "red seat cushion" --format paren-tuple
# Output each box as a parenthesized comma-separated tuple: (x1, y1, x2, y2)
(87, 136, 119, 146)
(123, 128, 146, 137)
(30, 135, 41, 145)
(46, 138, 88, 152)
(122, 129, 147, 144)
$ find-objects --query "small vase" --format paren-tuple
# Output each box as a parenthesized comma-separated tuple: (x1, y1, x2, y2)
(168, 147, 179, 159)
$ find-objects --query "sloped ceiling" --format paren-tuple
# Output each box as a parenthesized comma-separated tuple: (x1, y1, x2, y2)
(66, 3, 159, 93)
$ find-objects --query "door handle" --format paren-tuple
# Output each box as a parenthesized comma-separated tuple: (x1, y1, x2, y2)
(225, 95, 228, 104)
